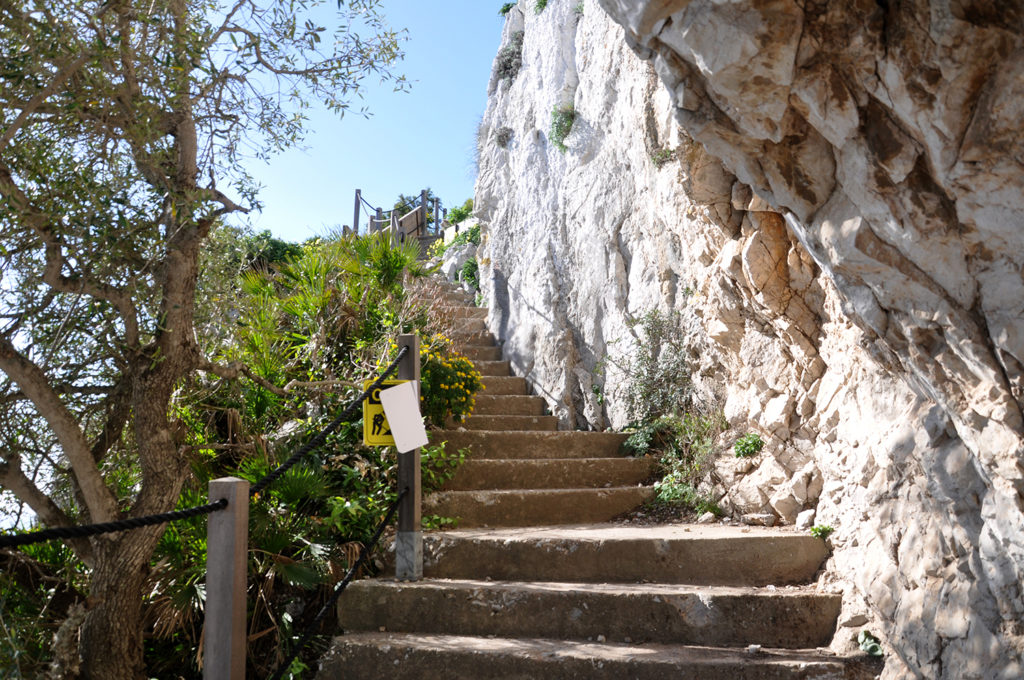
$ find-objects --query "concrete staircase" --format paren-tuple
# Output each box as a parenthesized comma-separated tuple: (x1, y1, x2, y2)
(317, 283, 862, 679)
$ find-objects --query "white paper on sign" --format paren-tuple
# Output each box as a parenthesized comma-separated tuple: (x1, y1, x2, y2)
(378, 381, 429, 453)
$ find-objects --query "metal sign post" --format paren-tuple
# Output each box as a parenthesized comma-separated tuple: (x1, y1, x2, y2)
(395, 334, 422, 580)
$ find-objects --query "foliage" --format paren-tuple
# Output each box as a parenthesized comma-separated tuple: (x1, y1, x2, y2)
(496, 126, 514, 148)
(550, 104, 577, 152)
(858, 630, 884, 657)
(618, 310, 696, 424)
(810, 524, 835, 540)
(734, 432, 765, 458)
(575, 2, 585, 14)
(421, 442, 469, 493)
(652, 147, 676, 167)
(393, 188, 438, 225)
(500, 2, 517, 15)
(0, 1, 406, 676)
(624, 413, 725, 514)
(427, 223, 482, 261)
(447, 198, 475, 225)
(535, 0, 549, 12)
(495, 31, 526, 82)
(418, 337, 483, 427)
(461, 258, 481, 292)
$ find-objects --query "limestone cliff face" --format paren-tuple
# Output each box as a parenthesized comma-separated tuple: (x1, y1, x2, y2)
(474, 1, 1024, 677)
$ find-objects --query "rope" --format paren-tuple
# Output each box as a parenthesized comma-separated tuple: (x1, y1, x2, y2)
(248, 345, 408, 498)
(0, 499, 228, 549)
(267, 487, 408, 680)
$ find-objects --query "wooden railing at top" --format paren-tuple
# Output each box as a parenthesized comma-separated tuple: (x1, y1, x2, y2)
(351, 188, 446, 242)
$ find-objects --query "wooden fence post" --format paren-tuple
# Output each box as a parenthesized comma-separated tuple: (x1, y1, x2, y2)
(395, 334, 422, 580)
(205, 477, 249, 680)
(353, 189, 361, 236)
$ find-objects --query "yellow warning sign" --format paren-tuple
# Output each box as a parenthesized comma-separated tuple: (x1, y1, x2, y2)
(362, 379, 409, 446)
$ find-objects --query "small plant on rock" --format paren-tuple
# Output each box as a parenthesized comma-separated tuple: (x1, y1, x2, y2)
(574, 1, 585, 15)
(495, 126, 513, 148)
(651, 146, 675, 167)
(810, 524, 834, 540)
(734, 432, 764, 458)
(858, 630, 884, 657)
(549, 104, 575, 152)
(495, 30, 525, 82)
(535, 0, 547, 12)
(460, 257, 480, 291)
(499, 2, 516, 16)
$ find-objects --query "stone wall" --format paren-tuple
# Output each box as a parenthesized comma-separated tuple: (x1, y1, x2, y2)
(474, 1, 1024, 677)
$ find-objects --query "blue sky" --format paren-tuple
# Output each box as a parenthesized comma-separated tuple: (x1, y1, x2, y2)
(234, 1, 506, 243)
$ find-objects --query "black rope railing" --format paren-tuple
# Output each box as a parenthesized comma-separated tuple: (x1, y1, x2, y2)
(0, 499, 228, 549)
(267, 486, 408, 680)
(0, 345, 410, 549)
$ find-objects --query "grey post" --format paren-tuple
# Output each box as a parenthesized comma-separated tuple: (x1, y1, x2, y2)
(205, 477, 249, 680)
(353, 189, 361, 236)
(374, 207, 383, 233)
(432, 198, 440, 234)
(420, 190, 428, 237)
(395, 333, 422, 580)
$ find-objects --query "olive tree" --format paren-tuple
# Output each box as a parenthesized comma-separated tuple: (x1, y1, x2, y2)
(0, 1, 403, 677)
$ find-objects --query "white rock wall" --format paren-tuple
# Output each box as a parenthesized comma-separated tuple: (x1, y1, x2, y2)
(475, 1, 1024, 677)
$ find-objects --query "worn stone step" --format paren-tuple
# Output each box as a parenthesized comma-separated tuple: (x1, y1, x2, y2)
(449, 306, 487, 319)
(452, 329, 496, 345)
(460, 346, 501, 361)
(456, 414, 559, 431)
(423, 487, 653, 527)
(480, 375, 527, 394)
(429, 430, 628, 460)
(317, 633, 864, 680)
(420, 525, 829, 586)
(440, 457, 655, 492)
(469, 359, 510, 376)
(337, 579, 842, 648)
(452, 317, 487, 333)
(472, 394, 546, 415)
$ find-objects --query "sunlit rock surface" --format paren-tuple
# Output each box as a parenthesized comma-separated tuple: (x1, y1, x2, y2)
(474, 1, 1024, 677)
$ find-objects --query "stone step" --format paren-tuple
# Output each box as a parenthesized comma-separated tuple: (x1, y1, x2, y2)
(440, 457, 655, 491)
(449, 306, 487, 319)
(460, 345, 501, 361)
(456, 414, 559, 431)
(480, 375, 527, 394)
(423, 487, 653, 527)
(420, 525, 829, 586)
(469, 359, 510, 376)
(317, 633, 860, 680)
(452, 329, 496, 345)
(452, 317, 487, 333)
(472, 394, 546, 415)
(429, 430, 629, 460)
(337, 579, 842, 649)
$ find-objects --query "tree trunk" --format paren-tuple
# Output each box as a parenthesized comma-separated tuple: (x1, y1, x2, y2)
(78, 526, 164, 678)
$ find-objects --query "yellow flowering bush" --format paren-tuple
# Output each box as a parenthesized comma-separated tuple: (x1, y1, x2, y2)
(419, 334, 483, 427)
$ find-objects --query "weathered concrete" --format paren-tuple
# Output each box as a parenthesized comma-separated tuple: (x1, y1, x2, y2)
(441, 457, 654, 491)
(318, 633, 875, 680)
(429, 430, 629, 460)
(472, 394, 547, 416)
(424, 487, 654, 527)
(422, 524, 828, 586)
(338, 578, 841, 648)
(457, 414, 559, 431)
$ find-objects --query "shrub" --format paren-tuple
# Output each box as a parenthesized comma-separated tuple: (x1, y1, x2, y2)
(495, 126, 513, 148)
(651, 146, 675, 167)
(619, 309, 695, 424)
(574, 1, 584, 14)
(494, 30, 525, 82)
(810, 524, 835, 540)
(549, 104, 575, 152)
(447, 198, 473, 225)
(624, 413, 724, 514)
(461, 257, 480, 291)
(535, 0, 547, 12)
(734, 432, 764, 458)
(858, 630, 884, 657)
(499, 2, 516, 15)
(419, 336, 483, 427)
